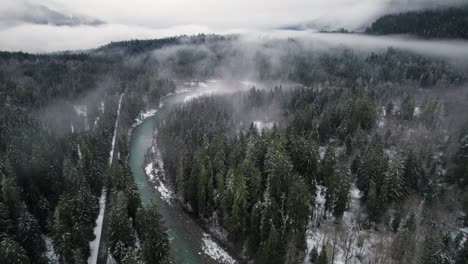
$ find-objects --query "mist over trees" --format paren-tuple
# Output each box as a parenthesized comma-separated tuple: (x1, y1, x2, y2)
(0, 19, 467, 264)
(366, 5, 468, 39)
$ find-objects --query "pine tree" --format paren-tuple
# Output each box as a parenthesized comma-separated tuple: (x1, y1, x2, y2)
(357, 136, 386, 198)
(0, 236, 30, 264)
(453, 134, 468, 186)
(391, 211, 401, 232)
(309, 246, 319, 263)
(333, 162, 351, 219)
(403, 150, 424, 192)
(420, 235, 443, 264)
(228, 166, 248, 245)
(108, 192, 135, 262)
(401, 94, 415, 120)
(382, 154, 405, 204)
(258, 222, 280, 264)
(457, 240, 468, 264)
(318, 245, 328, 264)
(402, 212, 416, 232)
(366, 181, 379, 221)
(121, 247, 141, 264)
(136, 202, 169, 264)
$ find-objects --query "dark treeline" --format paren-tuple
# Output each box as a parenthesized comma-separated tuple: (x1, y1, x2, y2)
(366, 6, 468, 39)
(0, 33, 467, 264)
(157, 79, 468, 263)
(0, 38, 177, 262)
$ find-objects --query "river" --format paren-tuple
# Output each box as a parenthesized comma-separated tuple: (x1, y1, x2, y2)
(128, 83, 237, 264)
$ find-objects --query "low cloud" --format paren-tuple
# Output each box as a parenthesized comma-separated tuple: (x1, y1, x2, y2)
(0, 0, 466, 53)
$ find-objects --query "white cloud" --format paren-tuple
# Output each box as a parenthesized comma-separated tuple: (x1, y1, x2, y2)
(0, 0, 466, 52)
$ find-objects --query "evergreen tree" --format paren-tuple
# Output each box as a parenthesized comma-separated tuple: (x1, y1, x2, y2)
(318, 245, 328, 264)
(391, 211, 401, 232)
(333, 162, 351, 219)
(121, 247, 141, 264)
(309, 246, 319, 263)
(382, 154, 405, 204)
(404, 150, 424, 192)
(258, 222, 280, 264)
(108, 192, 135, 262)
(457, 240, 468, 264)
(453, 134, 468, 186)
(402, 212, 417, 232)
(401, 94, 415, 120)
(0, 236, 30, 264)
(321, 146, 336, 188)
(136, 202, 169, 264)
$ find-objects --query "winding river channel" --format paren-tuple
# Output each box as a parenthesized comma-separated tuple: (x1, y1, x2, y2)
(128, 83, 237, 264)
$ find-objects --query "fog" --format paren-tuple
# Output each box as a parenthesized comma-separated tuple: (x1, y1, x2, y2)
(1, 0, 467, 52)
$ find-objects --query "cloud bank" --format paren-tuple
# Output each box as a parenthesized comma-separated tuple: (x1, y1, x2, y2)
(0, 0, 466, 52)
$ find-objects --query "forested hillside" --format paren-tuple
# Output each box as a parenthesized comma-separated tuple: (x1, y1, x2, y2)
(0, 33, 467, 264)
(0, 45, 175, 263)
(366, 6, 468, 39)
(157, 82, 468, 263)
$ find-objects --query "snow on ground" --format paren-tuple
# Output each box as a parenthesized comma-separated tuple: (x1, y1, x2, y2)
(87, 190, 107, 264)
(253, 120, 275, 131)
(305, 183, 389, 264)
(74, 105, 87, 117)
(183, 88, 217, 103)
(414, 106, 421, 117)
(201, 233, 237, 264)
(132, 109, 158, 127)
(343, 184, 362, 228)
(145, 162, 175, 204)
(77, 145, 82, 160)
(89, 95, 123, 264)
(43, 235, 59, 264)
(319, 146, 326, 160)
(144, 134, 175, 205)
(99, 101, 105, 114)
(109, 93, 124, 165)
(74, 105, 90, 130)
(378, 120, 385, 128)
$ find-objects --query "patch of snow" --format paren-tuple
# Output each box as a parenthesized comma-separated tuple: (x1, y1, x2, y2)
(176, 88, 192, 94)
(252, 120, 274, 131)
(199, 82, 208, 88)
(414, 107, 421, 117)
(109, 94, 124, 165)
(207, 79, 218, 83)
(87, 190, 107, 264)
(145, 163, 154, 181)
(77, 145, 82, 160)
(71, 124, 74, 134)
(94, 117, 100, 128)
(43, 235, 58, 264)
(319, 146, 326, 160)
(99, 101, 105, 114)
(74, 105, 87, 117)
(202, 233, 237, 264)
(132, 109, 158, 127)
(378, 120, 385, 128)
(144, 135, 175, 205)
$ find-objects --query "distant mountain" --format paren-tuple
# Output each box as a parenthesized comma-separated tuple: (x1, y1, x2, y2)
(366, 6, 468, 39)
(1, 3, 105, 27)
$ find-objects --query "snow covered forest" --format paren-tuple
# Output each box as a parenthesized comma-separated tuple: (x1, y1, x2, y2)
(0, 3, 468, 264)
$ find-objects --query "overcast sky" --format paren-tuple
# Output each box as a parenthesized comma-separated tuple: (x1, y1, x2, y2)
(0, 0, 466, 52)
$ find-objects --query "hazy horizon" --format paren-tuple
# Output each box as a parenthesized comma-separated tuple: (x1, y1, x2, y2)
(0, 0, 467, 52)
